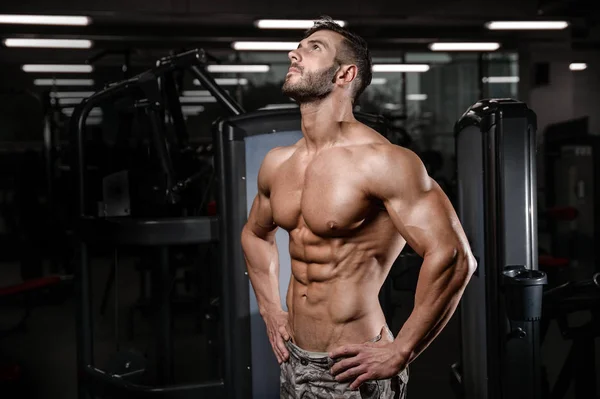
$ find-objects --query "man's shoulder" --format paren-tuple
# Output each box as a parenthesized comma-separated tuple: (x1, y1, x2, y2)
(263, 142, 300, 167)
(350, 137, 416, 169)
(353, 140, 425, 184)
(258, 143, 301, 191)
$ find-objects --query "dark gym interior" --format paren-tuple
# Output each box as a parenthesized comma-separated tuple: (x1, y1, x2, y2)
(0, 1, 599, 398)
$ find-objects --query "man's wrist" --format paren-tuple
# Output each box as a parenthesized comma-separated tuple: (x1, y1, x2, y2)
(392, 339, 413, 368)
(259, 304, 282, 317)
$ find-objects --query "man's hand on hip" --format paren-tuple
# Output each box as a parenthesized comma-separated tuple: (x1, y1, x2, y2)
(263, 309, 293, 364)
(328, 328, 407, 390)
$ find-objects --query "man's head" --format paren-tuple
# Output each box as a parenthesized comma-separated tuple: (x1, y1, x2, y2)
(281, 16, 372, 105)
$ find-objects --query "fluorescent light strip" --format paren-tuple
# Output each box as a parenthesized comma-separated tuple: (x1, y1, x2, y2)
(255, 19, 346, 29)
(407, 94, 428, 101)
(4, 38, 92, 48)
(58, 98, 85, 105)
(372, 64, 430, 72)
(0, 14, 91, 26)
(86, 117, 103, 125)
(485, 21, 569, 30)
(569, 63, 587, 71)
(260, 103, 299, 110)
(482, 76, 520, 83)
(405, 53, 452, 63)
(34, 79, 94, 86)
(181, 106, 205, 114)
(429, 42, 500, 51)
(371, 78, 387, 85)
(194, 78, 248, 86)
(179, 96, 217, 103)
(62, 107, 102, 116)
(182, 90, 211, 96)
(207, 64, 270, 73)
(23, 64, 93, 73)
(232, 41, 298, 51)
(50, 91, 95, 98)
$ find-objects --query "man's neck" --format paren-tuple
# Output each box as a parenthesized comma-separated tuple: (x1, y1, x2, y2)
(299, 96, 355, 153)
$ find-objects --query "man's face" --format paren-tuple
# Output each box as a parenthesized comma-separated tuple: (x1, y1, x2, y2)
(282, 30, 343, 104)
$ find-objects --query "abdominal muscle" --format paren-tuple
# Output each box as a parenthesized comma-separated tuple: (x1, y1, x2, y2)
(286, 239, 392, 353)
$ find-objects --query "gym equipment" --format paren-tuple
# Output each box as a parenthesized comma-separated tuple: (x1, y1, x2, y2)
(452, 99, 548, 399)
(71, 49, 242, 399)
(541, 274, 600, 399)
(543, 118, 600, 276)
(214, 107, 393, 399)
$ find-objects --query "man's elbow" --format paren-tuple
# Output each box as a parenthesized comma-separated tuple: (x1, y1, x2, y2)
(452, 248, 477, 288)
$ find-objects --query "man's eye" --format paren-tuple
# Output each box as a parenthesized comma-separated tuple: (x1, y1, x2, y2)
(313, 44, 320, 50)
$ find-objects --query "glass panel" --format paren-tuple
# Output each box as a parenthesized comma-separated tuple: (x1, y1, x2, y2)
(485, 53, 519, 99)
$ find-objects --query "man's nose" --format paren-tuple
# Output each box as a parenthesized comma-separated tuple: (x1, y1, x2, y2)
(288, 48, 300, 63)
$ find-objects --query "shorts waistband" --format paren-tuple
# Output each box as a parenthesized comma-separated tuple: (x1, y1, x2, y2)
(285, 325, 394, 366)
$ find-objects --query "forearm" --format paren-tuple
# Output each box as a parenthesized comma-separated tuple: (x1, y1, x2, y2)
(394, 250, 475, 365)
(241, 227, 282, 316)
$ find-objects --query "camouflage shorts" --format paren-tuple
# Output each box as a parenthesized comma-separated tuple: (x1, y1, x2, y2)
(280, 328, 409, 399)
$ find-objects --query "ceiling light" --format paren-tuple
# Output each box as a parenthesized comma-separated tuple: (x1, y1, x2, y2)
(0, 14, 91, 26)
(179, 96, 217, 103)
(232, 41, 297, 51)
(260, 103, 299, 110)
(429, 42, 500, 51)
(485, 21, 568, 30)
(23, 64, 93, 73)
(50, 91, 95, 98)
(58, 98, 85, 105)
(482, 76, 520, 83)
(405, 53, 452, 63)
(255, 19, 346, 29)
(569, 63, 587, 71)
(181, 106, 205, 115)
(62, 107, 102, 116)
(372, 64, 430, 72)
(370, 78, 388, 85)
(86, 117, 103, 125)
(4, 38, 93, 48)
(194, 78, 248, 86)
(207, 64, 270, 73)
(34, 79, 94, 86)
(182, 90, 211, 96)
(407, 94, 428, 101)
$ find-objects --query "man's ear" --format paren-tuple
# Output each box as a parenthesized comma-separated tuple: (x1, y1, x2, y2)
(335, 64, 358, 85)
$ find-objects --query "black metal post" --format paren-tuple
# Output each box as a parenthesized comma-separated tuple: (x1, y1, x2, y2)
(72, 102, 95, 399)
(154, 246, 173, 385)
(482, 122, 501, 399)
(75, 243, 92, 399)
(145, 107, 177, 202)
(163, 71, 189, 149)
(214, 121, 252, 399)
(190, 65, 244, 116)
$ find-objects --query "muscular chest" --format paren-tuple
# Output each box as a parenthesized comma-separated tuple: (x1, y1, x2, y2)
(270, 154, 372, 236)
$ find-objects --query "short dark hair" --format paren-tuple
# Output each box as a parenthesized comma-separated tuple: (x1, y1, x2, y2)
(303, 16, 372, 103)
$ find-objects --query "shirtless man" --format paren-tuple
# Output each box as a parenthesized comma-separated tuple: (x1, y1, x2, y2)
(240, 17, 477, 399)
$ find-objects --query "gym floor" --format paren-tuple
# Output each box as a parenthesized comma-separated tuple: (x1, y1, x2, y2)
(0, 255, 597, 399)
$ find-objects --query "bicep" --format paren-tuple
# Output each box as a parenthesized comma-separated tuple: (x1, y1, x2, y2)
(373, 146, 466, 258)
(244, 149, 282, 239)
